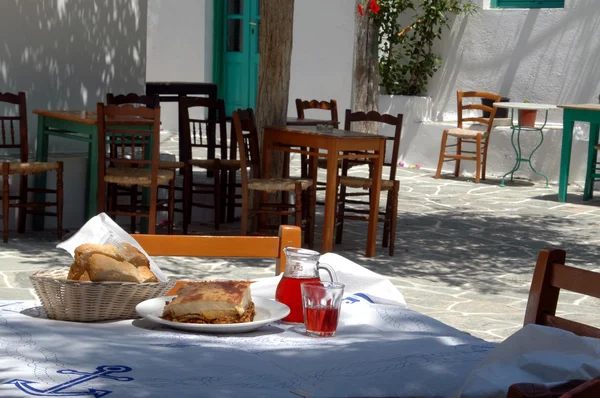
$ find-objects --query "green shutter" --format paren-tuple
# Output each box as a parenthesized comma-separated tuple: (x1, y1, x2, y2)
(492, 0, 564, 8)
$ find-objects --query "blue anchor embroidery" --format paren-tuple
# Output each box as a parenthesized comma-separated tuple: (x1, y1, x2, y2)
(3, 365, 133, 397)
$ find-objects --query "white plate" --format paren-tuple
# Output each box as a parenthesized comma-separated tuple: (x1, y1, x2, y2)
(135, 296, 290, 333)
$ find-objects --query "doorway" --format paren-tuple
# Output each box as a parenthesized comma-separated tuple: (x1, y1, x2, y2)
(213, 0, 260, 115)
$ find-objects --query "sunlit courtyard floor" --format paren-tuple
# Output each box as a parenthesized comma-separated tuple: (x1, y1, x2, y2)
(2, 149, 600, 343)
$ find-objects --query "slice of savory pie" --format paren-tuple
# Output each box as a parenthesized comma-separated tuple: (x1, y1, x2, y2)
(161, 281, 255, 324)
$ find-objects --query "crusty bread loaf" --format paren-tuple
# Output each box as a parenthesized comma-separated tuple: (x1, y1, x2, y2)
(67, 242, 157, 283)
(117, 243, 150, 268)
(87, 254, 141, 283)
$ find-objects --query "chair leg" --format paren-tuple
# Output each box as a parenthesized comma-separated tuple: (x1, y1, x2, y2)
(281, 187, 289, 227)
(454, 138, 462, 177)
(294, 184, 303, 229)
(481, 138, 490, 181)
(227, 168, 237, 223)
(167, 179, 175, 235)
(213, 167, 221, 231)
(475, 135, 482, 184)
(389, 182, 399, 256)
(3, 165, 10, 243)
(56, 163, 64, 240)
(382, 189, 392, 248)
(240, 189, 249, 236)
(109, 183, 118, 218)
(219, 169, 227, 224)
(335, 179, 346, 245)
(435, 131, 449, 179)
(183, 164, 192, 235)
(130, 186, 137, 233)
(17, 175, 27, 234)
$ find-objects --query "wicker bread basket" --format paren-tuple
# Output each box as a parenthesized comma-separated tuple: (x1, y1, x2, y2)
(30, 268, 176, 322)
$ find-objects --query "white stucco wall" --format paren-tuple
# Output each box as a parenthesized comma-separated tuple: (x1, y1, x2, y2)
(146, 0, 213, 132)
(427, 0, 600, 122)
(0, 0, 148, 153)
(146, 1, 355, 128)
(288, 0, 355, 123)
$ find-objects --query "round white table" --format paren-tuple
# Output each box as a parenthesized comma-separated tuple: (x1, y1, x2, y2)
(493, 102, 558, 187)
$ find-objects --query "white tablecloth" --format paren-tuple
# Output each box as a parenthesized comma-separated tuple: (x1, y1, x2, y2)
(452, 324, 600, 398)
(0, 254, 494, 398)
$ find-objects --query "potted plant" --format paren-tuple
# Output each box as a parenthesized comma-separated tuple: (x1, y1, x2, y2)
(519, 100, 537, 127)
(366, 0, 477, 96)
(482, 96, 510, 119)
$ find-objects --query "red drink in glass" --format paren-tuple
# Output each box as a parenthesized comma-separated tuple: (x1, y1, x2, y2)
(304, 305, 340, 337)
(275, 276, 320, 323)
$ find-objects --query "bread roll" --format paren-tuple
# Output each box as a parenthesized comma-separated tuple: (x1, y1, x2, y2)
(117, 243, 150, 268)
(67, 262, 86, 280)
(87, 254, 141, 283)
(74, 244, 121, 266)
(137, 266, 158, 283)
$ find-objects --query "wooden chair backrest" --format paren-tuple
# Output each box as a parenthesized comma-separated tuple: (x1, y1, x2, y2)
(231, 109, 261, 183)
(133, 225, 301, 294)
(524, 248, 600, 338)
(344, 109, 404, 180)
(106, 93, 159, 109)
(96, 102, 161, 191)
(0, 91, 28, 162)
(295, 98, 339, 123)
(178, 96, 228, 162)
(457, 91, 502, 134)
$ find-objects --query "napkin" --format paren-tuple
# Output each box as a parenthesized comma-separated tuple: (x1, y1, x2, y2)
(56, 213, 168, 282)
(451, 324, 600, 398)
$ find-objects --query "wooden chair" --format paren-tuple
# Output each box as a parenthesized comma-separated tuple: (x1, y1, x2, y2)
(507, 248, 600, 398)
(106, 93, 183, 232)
(335, 110, 403, 256)
(231, 109, 315, 247)
(0, 92, 63, 242)
(180, 97, 240, 233)
(293, 99, 339, 179)
(96, 103, 175, 235)
(133, 225, 301, 294)
(435, 91, 502, 183)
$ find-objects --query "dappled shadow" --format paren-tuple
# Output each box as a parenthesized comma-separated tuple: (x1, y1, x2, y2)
(0, 0, 146, 152)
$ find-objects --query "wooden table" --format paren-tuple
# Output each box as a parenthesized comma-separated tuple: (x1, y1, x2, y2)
(286, 117, 340, 128)
(32, 110, 153, 230)
(262, 125, 386, 257)
(557, 104, 600, 201)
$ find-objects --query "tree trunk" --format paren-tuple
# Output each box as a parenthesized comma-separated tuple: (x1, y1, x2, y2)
(253, 0, 295, 227)
(351, 5, 379, 134)
(255, 0, 295, 165)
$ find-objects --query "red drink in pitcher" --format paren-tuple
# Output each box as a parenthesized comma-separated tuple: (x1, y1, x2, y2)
(275, 276, 320, 323)
(304, 306, 340, 337)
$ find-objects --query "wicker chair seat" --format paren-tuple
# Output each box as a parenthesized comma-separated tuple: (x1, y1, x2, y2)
(159, 160, 185, 169)
(339, 176, 397, 191)
(105, 167, 174, 187)
(248, 178, 312, 193)
(446, 128, 488, 139)
(189, 159, 241, 170)
(6, 162, 60, 175)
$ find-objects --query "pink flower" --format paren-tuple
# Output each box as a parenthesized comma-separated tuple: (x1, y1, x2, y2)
(399, 162, 405, 167)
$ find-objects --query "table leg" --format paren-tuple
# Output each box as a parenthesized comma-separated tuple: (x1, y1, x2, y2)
(322, 145, 339, 254)
(500, 126, 520, 187)
(558, 117, 574, 202)
(584, 123, 600, 200)
(527, 128, 549, 188)
(88, 127, 99, 220)
(259, 132, 274, 232)
(366, 140, 385, 257)
(33, 116, 49, 231)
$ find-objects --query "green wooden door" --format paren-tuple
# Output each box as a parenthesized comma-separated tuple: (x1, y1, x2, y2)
(215, 0, 260, 115)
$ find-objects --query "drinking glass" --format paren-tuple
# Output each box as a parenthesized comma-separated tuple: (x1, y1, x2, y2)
(300, 282, 345, 337)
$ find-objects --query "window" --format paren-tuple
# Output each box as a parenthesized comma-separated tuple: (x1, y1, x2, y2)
(491, 0, 564, 8)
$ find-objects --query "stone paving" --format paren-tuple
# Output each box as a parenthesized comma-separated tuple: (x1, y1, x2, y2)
(2, 144, 600, 343)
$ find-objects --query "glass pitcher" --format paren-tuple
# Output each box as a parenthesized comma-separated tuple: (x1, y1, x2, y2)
(275, 247, 337, 323)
